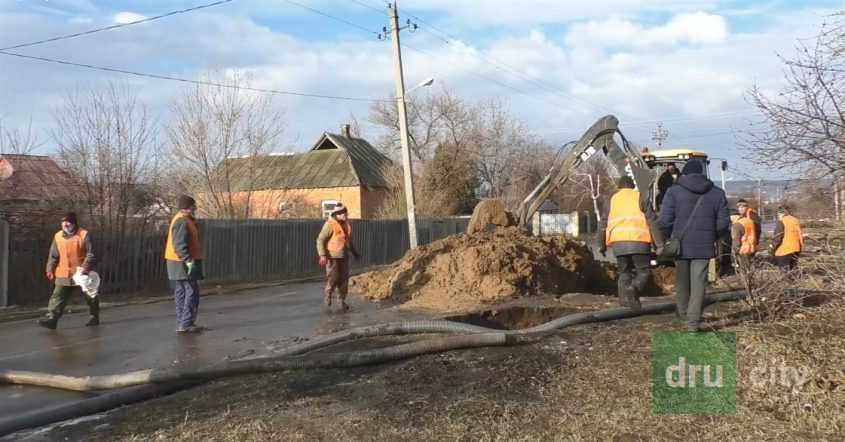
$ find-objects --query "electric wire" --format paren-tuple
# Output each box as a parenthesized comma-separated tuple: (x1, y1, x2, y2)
(1, 0, 235, 51)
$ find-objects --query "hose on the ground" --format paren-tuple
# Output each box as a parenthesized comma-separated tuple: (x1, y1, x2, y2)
(0, 291, 747, 438)
(0, 291, 745, 393)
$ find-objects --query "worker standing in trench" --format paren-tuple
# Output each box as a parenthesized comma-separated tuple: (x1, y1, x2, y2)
(771, 205, 804, 272)
(317, 203, 360, 311)
(164, 195, 205, 333)
(37, 212, 99, 330)
(599, 176, 652, 311)
(732, 199, 759, 273)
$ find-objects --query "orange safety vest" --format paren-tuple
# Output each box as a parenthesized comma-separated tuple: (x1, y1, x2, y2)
(327, 218, 352, 257)
(605, 189, 652, 246)
(54, 229, 89, 278)
(737, 215, 756, 256)
(775, 215, 803, 257)
(164, 212, 203, 261)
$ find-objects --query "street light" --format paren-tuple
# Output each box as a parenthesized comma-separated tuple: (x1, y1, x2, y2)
(407, 77, 434, 94)
(394, 70, 433, 249)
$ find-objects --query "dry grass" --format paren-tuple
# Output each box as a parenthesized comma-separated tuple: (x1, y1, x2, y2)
(36, 260, 845, 441)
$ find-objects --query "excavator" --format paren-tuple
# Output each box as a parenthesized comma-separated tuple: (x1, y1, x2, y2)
(466, 114, 730, 274)
(467, 115, 662, 240)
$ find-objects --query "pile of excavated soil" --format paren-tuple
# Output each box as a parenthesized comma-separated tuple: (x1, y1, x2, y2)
(466, 199, 516, 234)
(351, 227, 614, 312)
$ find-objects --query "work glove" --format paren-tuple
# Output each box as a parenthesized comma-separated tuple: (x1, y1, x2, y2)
(319, 256, 328, 267)
(46, 271, 55, 281)
(185, 259, 196, 276)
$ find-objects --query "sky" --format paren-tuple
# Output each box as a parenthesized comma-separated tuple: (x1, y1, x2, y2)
(1, 0, 844, 180)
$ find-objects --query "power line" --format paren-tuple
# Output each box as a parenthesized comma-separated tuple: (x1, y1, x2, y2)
(0, 50, 390, 102)
(348, 0, 385, 14)
(1, 0, 235, 51)
(283, 0, 379, 36)
(405, 12, 625, 118)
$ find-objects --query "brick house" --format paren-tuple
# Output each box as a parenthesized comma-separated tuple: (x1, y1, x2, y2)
(0, 154, 80, 237)
(220, 127, 395, 219)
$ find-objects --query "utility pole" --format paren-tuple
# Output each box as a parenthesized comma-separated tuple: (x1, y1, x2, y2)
(652, 123, 669, 148)
(386, 1, 418, 248)
(757, 179, 763, 220)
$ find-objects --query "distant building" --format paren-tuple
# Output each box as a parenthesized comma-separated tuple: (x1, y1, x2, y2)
(219, 126, 395, 219)
(0, 154, 81, 237)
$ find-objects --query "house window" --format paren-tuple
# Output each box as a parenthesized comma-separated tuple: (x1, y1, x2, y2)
(321, 200, 339, 218)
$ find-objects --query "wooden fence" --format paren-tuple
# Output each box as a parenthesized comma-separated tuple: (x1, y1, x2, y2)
(2, 218, 468, 306)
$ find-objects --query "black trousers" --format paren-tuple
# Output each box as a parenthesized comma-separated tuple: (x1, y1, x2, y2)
(774, 253, 799, 272)
(616, 254, 652, 295)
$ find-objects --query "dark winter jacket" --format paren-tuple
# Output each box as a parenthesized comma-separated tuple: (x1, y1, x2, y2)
(658, 173, 730, 259)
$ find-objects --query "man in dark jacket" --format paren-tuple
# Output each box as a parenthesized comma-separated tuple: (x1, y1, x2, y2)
(658, 160, 730, 332)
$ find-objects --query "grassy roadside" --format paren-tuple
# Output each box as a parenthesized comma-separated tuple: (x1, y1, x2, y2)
(32, 297, 844, 441)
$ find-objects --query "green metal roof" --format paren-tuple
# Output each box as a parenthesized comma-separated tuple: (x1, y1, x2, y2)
(223, 133, 393, 191)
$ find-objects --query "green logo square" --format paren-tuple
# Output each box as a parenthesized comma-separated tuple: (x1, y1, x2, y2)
(652, 332, 736, 414)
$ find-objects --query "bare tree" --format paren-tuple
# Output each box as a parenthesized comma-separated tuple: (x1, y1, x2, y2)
(743, 13, 845, 220)
(367, 88, 553, 215)
(166, 72, 285, 218)
(53, 83, 159, 237)
(0, 117, 41, 155)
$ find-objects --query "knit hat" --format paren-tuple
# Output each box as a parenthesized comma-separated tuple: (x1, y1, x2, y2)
(681, 160, 703, 175)
(61, 212, 78, 225)
(330, 203, 347, 216)
(177, 195, 197, 210)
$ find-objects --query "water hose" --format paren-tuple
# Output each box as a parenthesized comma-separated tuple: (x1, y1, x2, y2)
(0, 291, 746, 437)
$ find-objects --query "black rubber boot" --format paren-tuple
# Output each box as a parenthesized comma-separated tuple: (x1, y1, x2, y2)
(38, 317, 57, 330)
(86, 297, 100, 326)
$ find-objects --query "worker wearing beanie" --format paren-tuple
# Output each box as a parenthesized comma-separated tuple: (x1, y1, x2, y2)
(316, 203, 360, 311)
(772, 205, 803, 272)
(38, 212, 98, 330)
(658, 160, 730, 332)
(164, 195, 204, 333)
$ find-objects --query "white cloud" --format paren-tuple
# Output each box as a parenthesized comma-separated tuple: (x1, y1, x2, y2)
(566, 12, 729, 49)
(114, 12, 147, 25)
(0, 2, 836, 177)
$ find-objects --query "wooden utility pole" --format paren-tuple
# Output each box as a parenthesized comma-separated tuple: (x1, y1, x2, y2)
(387, 1, 418, 248)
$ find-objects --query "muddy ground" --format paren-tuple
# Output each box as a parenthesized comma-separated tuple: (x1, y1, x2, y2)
(24, 295, 845, 441)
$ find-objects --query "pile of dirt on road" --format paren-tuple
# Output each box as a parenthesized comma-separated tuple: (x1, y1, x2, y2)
(351, 227, 615, 312)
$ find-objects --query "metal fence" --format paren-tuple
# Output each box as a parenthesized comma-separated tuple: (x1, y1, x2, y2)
(2, 217, 468, 306)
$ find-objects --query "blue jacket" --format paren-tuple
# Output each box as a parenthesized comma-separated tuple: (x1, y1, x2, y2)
(658, 173, 730, 259)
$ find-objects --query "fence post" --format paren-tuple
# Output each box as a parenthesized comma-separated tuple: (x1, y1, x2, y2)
(0, 220, 8, 307)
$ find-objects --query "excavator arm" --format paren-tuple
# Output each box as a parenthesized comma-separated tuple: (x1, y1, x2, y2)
(515, 115, 657, 228)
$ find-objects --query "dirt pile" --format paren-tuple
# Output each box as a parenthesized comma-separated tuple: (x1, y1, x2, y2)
(466, 199, 516, 234)
(351, 227, 614, 312)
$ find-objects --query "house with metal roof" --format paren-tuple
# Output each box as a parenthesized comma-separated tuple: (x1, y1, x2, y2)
(220, 126, 395, 219)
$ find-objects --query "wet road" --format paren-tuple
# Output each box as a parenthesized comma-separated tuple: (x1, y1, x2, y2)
(0, 282, 420, 423)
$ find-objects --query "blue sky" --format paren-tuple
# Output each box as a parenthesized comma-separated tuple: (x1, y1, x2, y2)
(2, 0, 844, 180)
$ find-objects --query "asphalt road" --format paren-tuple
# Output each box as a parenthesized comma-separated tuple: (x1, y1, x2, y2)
(0, 282, 420, 423)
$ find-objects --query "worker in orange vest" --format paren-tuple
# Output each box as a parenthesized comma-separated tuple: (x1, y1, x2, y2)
(316, 203, 360, 311)
(600, 176, 652, 310)
(772, 205, 803, 272)
(164, 195, 204, 333)
(731, 200, 758, 272)
(38, 212, 98, 330)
